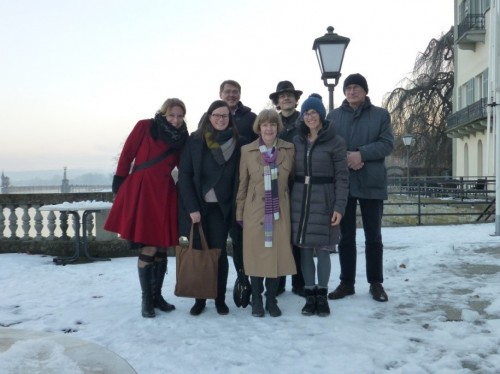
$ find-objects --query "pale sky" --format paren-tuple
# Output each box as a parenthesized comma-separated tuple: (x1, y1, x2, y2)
(0, 0, 454, 172)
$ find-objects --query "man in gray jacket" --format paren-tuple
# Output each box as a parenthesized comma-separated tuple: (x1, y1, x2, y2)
(327, 74, 394, 302)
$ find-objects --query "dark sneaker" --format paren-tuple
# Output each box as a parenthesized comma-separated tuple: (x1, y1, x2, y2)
(189, 299, 206, 316)
(328, 283, 355, 300)
(370, 283, 388, 302)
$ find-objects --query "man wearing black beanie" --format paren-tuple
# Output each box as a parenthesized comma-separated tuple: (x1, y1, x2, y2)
(327, 73, 394, 302)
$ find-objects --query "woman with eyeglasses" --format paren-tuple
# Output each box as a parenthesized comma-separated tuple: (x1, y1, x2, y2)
(178, 100, 248, 316)
(291, 94, 349, 317)
(105, 98, 189, 318)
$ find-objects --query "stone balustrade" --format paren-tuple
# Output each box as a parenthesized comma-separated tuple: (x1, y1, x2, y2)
(0, 192, 131, 257)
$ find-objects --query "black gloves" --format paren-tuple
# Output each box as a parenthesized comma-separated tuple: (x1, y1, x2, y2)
(112, 175, 127, 194)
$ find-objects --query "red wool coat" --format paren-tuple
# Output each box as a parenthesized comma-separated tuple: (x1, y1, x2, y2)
(104, 119, 180, 247)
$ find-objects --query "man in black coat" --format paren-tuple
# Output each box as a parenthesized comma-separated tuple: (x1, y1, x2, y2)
(219, 80, 256, 305)
(219, 80, 258, 142)
(269, 80, 306, 297)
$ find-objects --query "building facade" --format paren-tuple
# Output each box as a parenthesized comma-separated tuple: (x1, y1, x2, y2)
(448, 0, 498, 178)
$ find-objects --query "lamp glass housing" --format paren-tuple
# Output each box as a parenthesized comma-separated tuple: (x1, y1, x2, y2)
(315, 43, 346, 77)
(402, 134, 414, 147)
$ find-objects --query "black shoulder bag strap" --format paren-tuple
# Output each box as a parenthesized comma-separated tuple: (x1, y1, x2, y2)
(132, 148, 177, 173)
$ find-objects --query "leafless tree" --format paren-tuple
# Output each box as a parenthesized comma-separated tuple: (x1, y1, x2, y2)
(384, 27, 454, 176)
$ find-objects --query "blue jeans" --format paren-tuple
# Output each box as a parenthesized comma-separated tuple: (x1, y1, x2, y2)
(338, 197, 384, 285)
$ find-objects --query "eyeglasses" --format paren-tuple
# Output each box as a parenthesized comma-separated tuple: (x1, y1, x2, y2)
(211, 113, 229, 120)
(303, 111, 319, 118)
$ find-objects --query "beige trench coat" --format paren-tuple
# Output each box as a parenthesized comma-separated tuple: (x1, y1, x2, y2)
(236, 138, 297, 278)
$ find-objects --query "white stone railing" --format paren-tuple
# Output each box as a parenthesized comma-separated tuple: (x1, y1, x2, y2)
(0, 192, 116, 242)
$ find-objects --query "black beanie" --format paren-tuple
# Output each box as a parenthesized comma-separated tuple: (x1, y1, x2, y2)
(343, 73, 369, 94)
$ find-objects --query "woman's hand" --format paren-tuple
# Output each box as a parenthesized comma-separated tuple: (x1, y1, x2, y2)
(190, 211, 201, 223)
(331, 211, 342, 226)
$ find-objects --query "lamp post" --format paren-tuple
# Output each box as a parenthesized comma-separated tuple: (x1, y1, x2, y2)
(402, 134, 414, 191)
(312, 26, 350, 111)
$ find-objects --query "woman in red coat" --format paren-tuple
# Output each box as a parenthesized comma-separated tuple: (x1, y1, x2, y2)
(105, 98, 188, 318)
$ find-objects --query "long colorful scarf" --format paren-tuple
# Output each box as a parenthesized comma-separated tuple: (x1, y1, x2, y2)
(259, 137, 279, 248)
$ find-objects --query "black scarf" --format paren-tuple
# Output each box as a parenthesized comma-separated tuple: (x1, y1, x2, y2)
(151, 112, 188, 149)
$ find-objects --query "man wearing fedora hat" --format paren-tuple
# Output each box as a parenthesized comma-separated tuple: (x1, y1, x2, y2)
(269, 80, 306, 297)
(270, 81, 303, 143)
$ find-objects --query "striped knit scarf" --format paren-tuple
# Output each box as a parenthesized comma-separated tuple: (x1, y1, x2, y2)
(259, 137, 280, 248)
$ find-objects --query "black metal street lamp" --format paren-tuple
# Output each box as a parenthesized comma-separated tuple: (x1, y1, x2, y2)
(312, 26, 350, 111)
(402, 134, 414, 190)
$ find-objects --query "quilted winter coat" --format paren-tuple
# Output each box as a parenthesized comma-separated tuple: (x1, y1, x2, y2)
(236, 138, 297, 278)
(104, 119, 181, 247)
(291, 122, 349, 248)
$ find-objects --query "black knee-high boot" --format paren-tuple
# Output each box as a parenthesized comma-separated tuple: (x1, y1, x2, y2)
(138, 265, 155, 318)
(152, 259, 175, 312)
(251, 276, 264, 317)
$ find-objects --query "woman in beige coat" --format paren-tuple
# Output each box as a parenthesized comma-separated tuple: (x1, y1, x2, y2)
(236, 109, 296, 318)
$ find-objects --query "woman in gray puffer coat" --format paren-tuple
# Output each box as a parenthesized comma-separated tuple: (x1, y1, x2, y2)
(291, 94, 349, 317)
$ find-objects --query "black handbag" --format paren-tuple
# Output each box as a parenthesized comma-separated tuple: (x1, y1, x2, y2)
(233, 271, 251, 308)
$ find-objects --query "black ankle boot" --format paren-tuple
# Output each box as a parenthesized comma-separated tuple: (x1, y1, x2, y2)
(301, 288, 316, 316)
(190, 299, 206, 316)
(265, 296, 282, 317)
(152, 260, 175, 312)
(138, 265, 155, 318)
(252, 295, 264, 317)
(215, 297, 229, 315)
(316, 288, 330, 317)
(265, 278, 281, 317)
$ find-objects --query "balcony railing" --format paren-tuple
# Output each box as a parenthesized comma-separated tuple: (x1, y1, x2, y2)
(458, 14, 486, 37)
(457, 13, 486, 47)
(446, 98, 488, 137)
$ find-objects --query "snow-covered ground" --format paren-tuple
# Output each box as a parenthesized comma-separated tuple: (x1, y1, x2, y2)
(1, 222, 500, 373)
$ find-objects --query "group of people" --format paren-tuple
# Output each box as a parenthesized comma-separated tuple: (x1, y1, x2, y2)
(104, 74, 394, 319)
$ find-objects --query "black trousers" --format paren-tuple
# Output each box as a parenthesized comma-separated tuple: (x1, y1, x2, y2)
(229, 223, 244, 273)
(338, 197, 384, 285)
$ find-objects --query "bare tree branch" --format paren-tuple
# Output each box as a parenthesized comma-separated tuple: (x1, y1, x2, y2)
(383, 27, 454, 175)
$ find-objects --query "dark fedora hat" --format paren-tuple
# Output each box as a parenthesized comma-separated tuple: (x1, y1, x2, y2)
(269, 81, 303, 104)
